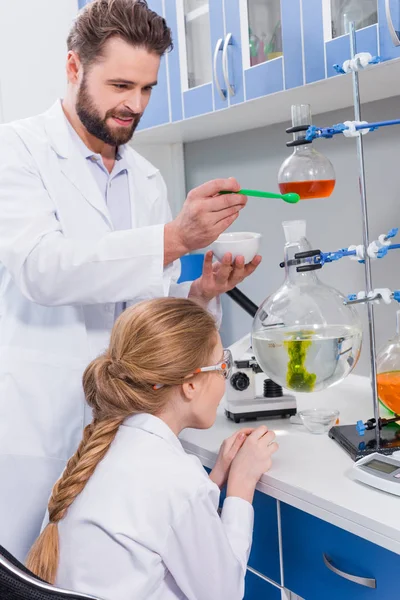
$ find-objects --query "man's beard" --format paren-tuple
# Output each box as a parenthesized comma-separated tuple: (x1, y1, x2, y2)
(76, 76, 141, 146)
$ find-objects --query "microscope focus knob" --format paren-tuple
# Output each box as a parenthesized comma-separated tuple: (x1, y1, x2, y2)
(230, 372, 250, 392)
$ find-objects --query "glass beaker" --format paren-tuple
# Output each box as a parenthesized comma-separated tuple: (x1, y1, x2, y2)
(278, 105, 336, 200)
(377, 311, 400, 416)
(251, 220, 363, 392)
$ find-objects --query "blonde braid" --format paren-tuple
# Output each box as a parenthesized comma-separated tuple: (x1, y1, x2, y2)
(26, 417, 124, 583)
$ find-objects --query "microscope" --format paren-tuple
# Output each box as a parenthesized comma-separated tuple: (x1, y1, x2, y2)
(224, 334, 297, 423)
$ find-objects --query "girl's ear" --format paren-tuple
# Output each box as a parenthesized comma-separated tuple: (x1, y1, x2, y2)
(181, 380, 196, 402)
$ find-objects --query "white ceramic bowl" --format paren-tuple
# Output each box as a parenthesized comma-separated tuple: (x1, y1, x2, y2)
(211, 232, 261, 264)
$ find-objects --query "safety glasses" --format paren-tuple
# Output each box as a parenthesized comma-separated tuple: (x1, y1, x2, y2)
(192, 349, 233, 380)
(153, 349, 233, 390)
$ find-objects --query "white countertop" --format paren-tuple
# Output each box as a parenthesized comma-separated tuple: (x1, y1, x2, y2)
(179, 375, 400, 555)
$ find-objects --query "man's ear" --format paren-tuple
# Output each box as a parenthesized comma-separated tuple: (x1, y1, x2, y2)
(66, 51, 82, 85)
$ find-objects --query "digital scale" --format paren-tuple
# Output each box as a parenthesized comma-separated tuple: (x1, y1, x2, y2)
(351, 452, 400, 496)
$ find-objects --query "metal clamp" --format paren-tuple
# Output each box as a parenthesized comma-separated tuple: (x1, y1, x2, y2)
(222, 33, 235, 97)
(213, 38, 226, 101)
(385, 0, 400, 47)
(323, 554, 376, 589)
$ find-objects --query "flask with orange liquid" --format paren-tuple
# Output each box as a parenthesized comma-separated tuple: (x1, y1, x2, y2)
(377, 311, 400, 416)
(278, 104, 336, 200)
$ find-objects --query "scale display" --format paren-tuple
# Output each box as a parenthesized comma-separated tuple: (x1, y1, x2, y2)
(352, 452, 400, 496)
(366, 459, 398, 474)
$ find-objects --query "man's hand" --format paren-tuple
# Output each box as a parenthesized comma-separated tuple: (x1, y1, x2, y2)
(164, 178, 247, 265)
(189, 251, 262, 305)
(209, 428, 255, 489)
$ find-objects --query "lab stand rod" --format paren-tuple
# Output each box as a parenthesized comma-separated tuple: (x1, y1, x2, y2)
(349, 22, 380, 447)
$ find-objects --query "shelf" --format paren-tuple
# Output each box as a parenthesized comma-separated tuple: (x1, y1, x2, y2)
(133, 58, 400, 146)
(185, 4, 209, 23)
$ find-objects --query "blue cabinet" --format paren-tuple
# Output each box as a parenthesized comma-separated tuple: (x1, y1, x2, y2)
(173, 0, 245, 119)
(77, 1, 400, 133)
(248, 492, 281, 585)
(281, 502, 400, 600)
(244, 570, 281, 600)
(136, 0, 170, 131)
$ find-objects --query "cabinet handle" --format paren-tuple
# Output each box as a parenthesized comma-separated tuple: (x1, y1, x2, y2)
(213, 38, 226, 101)
(385, 0, 400, 46)
(323, 554, 376, 589)
(222, 33, 236, 97)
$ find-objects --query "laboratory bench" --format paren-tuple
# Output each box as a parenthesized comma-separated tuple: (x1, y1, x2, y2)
(179, 374, 400, 600)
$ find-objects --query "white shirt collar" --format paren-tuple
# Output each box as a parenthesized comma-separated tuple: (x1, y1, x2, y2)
(122, 413, 185, 454)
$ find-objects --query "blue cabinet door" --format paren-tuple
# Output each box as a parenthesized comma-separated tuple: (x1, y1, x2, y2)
(223, 0, 245, 107)
(281, 0, 304, 89)
(248, 492, 281, 585)
(181, 0, 225, 119)
(243, 0, 285, 101)
(281, 503, 400, 600)
(136, 0, 170, 130)
(379, 0, 400, 60)
(164, 1, 183, 122)
(244, 570, 281, 600)
(302, 0, 326, 83)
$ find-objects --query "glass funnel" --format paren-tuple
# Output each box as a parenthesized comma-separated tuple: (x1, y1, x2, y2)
(377, 311, 400, 416)
(251, 220, 363, 392)
(278, 105, 336, 200)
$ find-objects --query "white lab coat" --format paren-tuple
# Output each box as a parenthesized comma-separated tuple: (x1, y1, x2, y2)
(0, 101, 212, 561)
(56, 413, 254, 600)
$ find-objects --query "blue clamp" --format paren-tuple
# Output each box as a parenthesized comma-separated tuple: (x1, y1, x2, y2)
(375, 228, 399, 258)
(333, 64, 346, 75)
(386, 227, 398, 239)
(393, 291, 400, 303)
(347, 294, 357, 302)
(369, 56, 381, 65)
(305, 124, 347, 142)
(356, 420, 366, 436)
(377, 247, 389, 259)
(333, 56, 380, 75)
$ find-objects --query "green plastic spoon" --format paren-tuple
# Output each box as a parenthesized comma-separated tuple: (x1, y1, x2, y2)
(220, 188, 300, 204)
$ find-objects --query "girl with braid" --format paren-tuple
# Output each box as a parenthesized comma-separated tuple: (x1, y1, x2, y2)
(26, 297, 278, 600)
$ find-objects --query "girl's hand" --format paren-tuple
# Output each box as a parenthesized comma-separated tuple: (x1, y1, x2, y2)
(209, 428, 254, 489)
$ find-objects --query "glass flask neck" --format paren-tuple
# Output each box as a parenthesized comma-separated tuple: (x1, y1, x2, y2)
(284, 236, 319, 284)
(291, 104, 312, 146)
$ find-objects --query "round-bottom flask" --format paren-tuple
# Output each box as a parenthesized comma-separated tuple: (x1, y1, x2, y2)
(278, 105, 336, 200)
(377, 311, 400, 417)
(251, 220, 362, 393)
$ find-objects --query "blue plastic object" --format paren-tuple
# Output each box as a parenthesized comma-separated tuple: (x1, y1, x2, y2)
(356, 420, 366, 436)
(178, 254, 204, 283)
(386, 228, 398, 239)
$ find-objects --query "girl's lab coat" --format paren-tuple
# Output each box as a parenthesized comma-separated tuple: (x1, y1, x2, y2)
(56, 413, 254, 600)
(0, 101, 204, 560)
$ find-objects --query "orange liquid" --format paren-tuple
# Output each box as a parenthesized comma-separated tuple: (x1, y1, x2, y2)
(279, 180, 336, 200)
(377, 371, 400, 414)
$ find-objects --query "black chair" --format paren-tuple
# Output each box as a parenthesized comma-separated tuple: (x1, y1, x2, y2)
(0, 545, 102, 600)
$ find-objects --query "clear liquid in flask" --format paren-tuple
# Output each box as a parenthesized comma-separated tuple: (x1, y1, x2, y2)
(252, 324, 362, 392)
